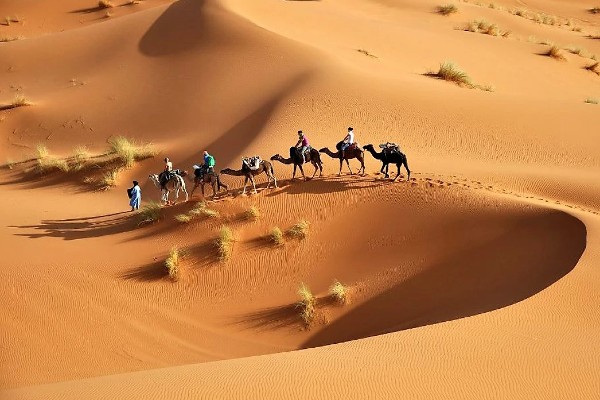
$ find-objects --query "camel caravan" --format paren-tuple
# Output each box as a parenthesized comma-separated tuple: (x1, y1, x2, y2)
(148, 128, 411, 205)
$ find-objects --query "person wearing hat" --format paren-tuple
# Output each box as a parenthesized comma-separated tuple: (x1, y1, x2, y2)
(128, 180, 141, 211)
(295, 130, 310, 163)
(203, 150, 216, 175)
(341, 127, 355, 157)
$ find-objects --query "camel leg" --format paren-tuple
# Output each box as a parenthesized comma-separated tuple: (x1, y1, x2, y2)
(251, 176, 258, 194)
(393, 163, 401, 182)
(242, 177, 248, 195)
(272, 171, 278, 188)
(311, 162, 318, 178)
(292, 164, 297, 180)
(182, 184, 189, 202)
(338, 159, 343, 176)
(404, 158, 411, 181)
(345, 159, 353, 175)
(299, 164, 306, 181)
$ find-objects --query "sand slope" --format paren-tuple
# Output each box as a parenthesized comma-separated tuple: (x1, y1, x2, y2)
(1, 0, 600, 398)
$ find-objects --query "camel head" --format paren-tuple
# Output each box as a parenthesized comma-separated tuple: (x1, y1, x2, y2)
(148, 174, 161, 188)
(363, 144, 375, 151)
(270, 154, 282, 161)
(220, 168, 233, 174)
(318, 147, 328, 153)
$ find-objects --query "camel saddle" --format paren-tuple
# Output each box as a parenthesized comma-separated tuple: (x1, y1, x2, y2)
(379, 142, 401, 155)
(242, 156, 262, 171)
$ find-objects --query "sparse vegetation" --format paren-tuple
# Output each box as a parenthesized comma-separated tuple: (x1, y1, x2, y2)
(216, 226, 235, 261)
(138, 201, 162, 225)
(589, 7, 600, 14)
(104, 11, 113, 18)
(5, 159, 14, 170)
(566, 46, 588, 57)
(100, 169, 119, 189)
(465, 19, 508, 36)
(270, 227, 285, 246)
(585, 98, 599, 104)
(2, 16, 21, 26)
(37, 157, 69, 174)
(175, 214, 192, 223)
(36, 144, 49, 160)
(189, 202, 219, 218)
(329, 280, 348, 305)
(72, 146, 90, 170)
(585, 62, 600, 75)
(288, 220, 309, 239)
(0, 36, 22, 43)
(107, 136, 156, 168)
(437, 4, 458, 15)
(98, 0, 114, 9)
(357, 49, 377, 58)
(165, 246, 180, 281)
(1, 94, 31, 110)
(430, 61, 472, 86)
(545, 45, 566, 61)
(245, 205, 260, 221)
(296, 283, 316, 326)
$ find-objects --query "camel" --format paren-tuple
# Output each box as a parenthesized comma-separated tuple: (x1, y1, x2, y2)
(270, 147, 323, 181)
(220, 159, 277, 195)
(363, 144, 411, 181)
(149, 172, 189, 204)
(319, 142, 366, 176)
(189, 171, 228, 199)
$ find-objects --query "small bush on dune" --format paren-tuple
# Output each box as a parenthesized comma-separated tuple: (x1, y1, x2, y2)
(37, 157, 69, 174)
(585, 98, 599, 104)
(0, 36, 22, 43)
(36, 144, 49, 160)
(138, 201, 162, 225)
(329, 280, 348, 305)
(175, 214, 192, 223)
(107, 136, 156, 168)
(1, 94, 31, 109)
(545, 45, 566, 61)
(100, 169, 119, 189)
(216, 226, 234, 261)
(297, 283, 316, 326)
(245, 205, 260, 221)
(98, 0, 114, 8)
(432, 61, 473, 87)
(72, 145, 90, 170)
(585, 62, 600, 75)
(165, 246, 180, 281)
(5, 159, 14, 170)
(589, 7, 600, 14)
(437, 4, 458, 15)
(288, 220, 309, 239)
(190, 202, 219, 218)
(270, 227, 285, 246)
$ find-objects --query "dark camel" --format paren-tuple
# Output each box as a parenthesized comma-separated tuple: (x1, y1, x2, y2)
(363, 144, 411, 181)
(319, 142, 366, 176)
(189, 171, 228, 199)
(270, 147, 323, 181)
(221, 160, 277, 195)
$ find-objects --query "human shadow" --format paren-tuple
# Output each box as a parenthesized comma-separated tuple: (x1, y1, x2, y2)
(301, 210, 586, 349)
(13, 211, 134, 241)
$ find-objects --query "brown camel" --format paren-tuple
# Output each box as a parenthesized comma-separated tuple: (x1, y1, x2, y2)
(319, 143, 366, 176)
(270, 147, 323, 181)
(220, 160, 277, 195)
(189, 171, 228, 199)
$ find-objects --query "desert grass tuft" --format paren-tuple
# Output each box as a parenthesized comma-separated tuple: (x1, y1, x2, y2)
(357, 49, 377, 58)
(431, 61, 473, 87)
(107, 136, 156, 168)
(1, 94, 31, 109)
(589, 7, 600, 14)
(585, 62, 600, 75)
(245, 205, 260, 221)
(190, 201, 219, 218)
(37, 157, 70, 174)
(98, 0, 114, 8)
(437, 4, 458, 15)
(296, 283, 316, 326)
(175, 214, 192, 223)
(5, 159, 14, 170)
(0, 36, 22, 43)
(216, 226, 235, 261)
(288, 219, 309, 239)
(36, 144, 49, 160)
(585, 98, 599, 104)
(72, 145, 90, 170)
(545, 45, 566, 61)
(270, 227, 285, 246)
(329, 280, 348, 305)
(100, 169, 119, 189)
(165, 246, 180, 281)
(138, 201, 162, 225)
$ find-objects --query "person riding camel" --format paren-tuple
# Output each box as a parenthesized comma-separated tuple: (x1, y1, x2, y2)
(295, 130, 310, 163)
(341, 127, 355, 158)
(203, 150, 215, 175)
(159, 157, 173, 188)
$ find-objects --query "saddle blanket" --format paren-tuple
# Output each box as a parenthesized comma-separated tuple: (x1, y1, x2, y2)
(242, 156, 262, 171)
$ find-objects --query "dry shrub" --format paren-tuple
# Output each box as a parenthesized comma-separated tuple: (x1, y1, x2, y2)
(98, 1, 114, 8)
(100, 169, 119, 189)
(545, 45, 566, 61)
(357, 49, 377, 58)
(434, 61, 473, 86)
(37, 157, 69, 174)
(585, 62, 600, 75)
(245, 205, 260, 221)
(590, 7, 600, 14)
(297, 283, 316, 326)
(138, 201, 162, 225)
(175, 214, 192, 223)
(437, 4, 458, 15)
(165, 246, 180, 281)
(107, 136, 156, 168)
(216, 226, 234, 261)
(288, 220, 309, 239)
(190, 201, 219, 218)
(329, 280, 348, 305)
(585, 98, 599, 104)
(270, 227, 285, 246)
(72, 146, 90, 170)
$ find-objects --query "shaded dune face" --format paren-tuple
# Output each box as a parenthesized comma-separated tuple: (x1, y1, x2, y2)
(303, 209, 586, 348)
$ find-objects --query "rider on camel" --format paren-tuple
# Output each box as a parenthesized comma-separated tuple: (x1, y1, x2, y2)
(295, 130, 310, 163)
(159, 157, 173, 187)
(341, 127, 355, 158)
(203, 150, 215, 175)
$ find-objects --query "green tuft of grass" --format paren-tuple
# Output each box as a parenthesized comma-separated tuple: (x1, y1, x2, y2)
(297, 283, 316, 326)
(216, 226, 235, 261)
(288, 219, 309, 239)
(245, 205, 260, 221)
(270, 227, 285, 246)
(329, 280, 348, 305)
(585, 98, 599, 104)
(165, 246, 180, 281)
(545, 45, 566, 61)
(175, 214, 192, 223)
(107, 136, 156, 168)
(138, 201, 162, 226)
(437, 4, 458, 15)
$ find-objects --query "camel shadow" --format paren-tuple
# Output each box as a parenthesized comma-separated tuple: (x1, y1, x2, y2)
(265, 176, 381, 197)
(301, 210, 586, 349)
(12, 211, 134, 241)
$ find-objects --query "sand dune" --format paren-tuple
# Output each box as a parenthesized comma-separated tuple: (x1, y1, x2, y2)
(1, 0, 600, 398)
